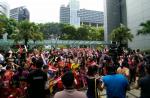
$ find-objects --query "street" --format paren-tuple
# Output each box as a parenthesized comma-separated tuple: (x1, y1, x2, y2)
(82, 88, 140, 98)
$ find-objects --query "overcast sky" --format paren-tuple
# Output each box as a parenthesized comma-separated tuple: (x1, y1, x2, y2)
(6, 0, 104, 23)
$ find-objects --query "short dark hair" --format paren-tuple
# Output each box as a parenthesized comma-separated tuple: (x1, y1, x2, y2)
(106, 65, 116, 75)
(87, 65, 98, 76)
(36, 58, 43, 68)
(61, 71, 74, 88)
(6, 65, 11, 70)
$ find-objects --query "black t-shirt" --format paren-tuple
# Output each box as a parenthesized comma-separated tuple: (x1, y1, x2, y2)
(139, 75, 150, 98)
(27, 69, 47, 98)
(86, 76, 101, 98)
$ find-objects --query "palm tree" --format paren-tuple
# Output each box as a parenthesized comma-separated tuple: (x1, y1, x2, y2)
(137, 20, 150, 35)
(111, 24, 134, 46)
(11, 20, 43, 46)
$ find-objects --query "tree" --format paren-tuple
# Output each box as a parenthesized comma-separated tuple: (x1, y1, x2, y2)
(60, 24, 77, 40)
(88, 26, 104, 41)
(11, 20, 43, 46)
(39, 23, 63, 39)
(0, 15, 8, 35)
(31, 24, 43, 43)
(76, 25, 89, 40)
(0, 15, 18, 39)
(111, 24, 133, 46)
(60, 25, 104, 41)
(6, 18, 18, 39)
(137, 20, 150, 35)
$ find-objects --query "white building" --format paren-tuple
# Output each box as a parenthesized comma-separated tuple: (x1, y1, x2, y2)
(69, 0, 80, 26)
(60, 0, 104, 27)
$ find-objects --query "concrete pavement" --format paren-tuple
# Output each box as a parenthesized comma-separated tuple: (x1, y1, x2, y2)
(82, 88, 140, 98)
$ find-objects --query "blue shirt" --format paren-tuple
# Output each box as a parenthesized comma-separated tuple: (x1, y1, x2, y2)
(102, 74, 129, 98)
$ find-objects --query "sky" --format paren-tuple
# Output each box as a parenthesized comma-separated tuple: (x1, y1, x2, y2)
(6, 0, 104, 23)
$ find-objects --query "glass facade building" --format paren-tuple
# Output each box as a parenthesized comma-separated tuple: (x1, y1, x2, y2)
(10, 6, 30, 21)
(69, 0, 80, 26)
(60, 0, 80, 26)
(78, 9, 104, 27)
(0, 1, 9, 17)
(60, 0, 104, 27)
(60, 5, 70, 24)
(104, 0, 126, 42)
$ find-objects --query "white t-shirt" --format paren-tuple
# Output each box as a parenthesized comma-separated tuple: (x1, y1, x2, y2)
(54, 89, 87, 98)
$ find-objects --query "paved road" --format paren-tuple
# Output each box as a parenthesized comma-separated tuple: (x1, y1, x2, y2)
(81, 88, 140, 98)
(51, 89, 140, 98)
(100, 89, 140, 98)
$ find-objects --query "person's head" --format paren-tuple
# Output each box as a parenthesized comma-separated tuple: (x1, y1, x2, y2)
(104, 56, 112, 63)
(35, 58, 43, 69)
(61, 71, 74, 89)
(6, 65, 11, 70)
(136, 49, 140, 53)
(121, 61, 129, 68)
(63, 66, 71, 73)
(106, 65, 116, 75)
(17, 67, 23, 73)
(87, 65, 98, 76)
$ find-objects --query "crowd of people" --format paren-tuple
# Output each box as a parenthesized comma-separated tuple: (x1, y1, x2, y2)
(0, 46, 150, 98)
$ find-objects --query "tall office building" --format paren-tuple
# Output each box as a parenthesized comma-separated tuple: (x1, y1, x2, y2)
(60, 0, 104, 27)
(10, 6, 30, 21)
(78, 9, 104, 27)
(60, 5, 70, 24)
(60, 0, 80, 26)
(104, 0, 126, 42)
(69, 0, 80, 26)
(0, 1, 9, 17)
(104, 0, 150, 49)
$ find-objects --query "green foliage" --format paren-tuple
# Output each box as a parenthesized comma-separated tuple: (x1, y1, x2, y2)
(111, 24, 134, 44)
(137, 20, 150, 35)
(32, 22, 104, 41)
(76, 25, 89, 40)
(57, 45, 68, 49)
(39, 23, 64, 39)
(60, 24, 77, 40)
(0, 14, 104, 44)
(0, 15, 18, 38)
(60, 24, 104, 41)
(6, 19, 18, 38)
(88, 26, 104, 41)
(0, 15, 8, 35)
(11, 20, 43, 45)
(96, 45, 105, 50)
